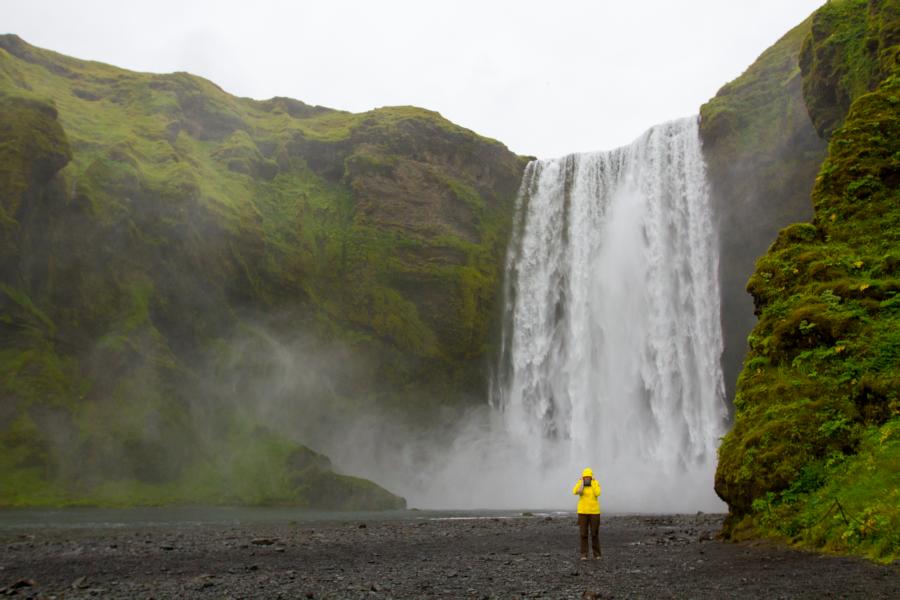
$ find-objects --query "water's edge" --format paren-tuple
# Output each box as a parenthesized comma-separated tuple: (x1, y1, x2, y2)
(0, 507, 727, 530)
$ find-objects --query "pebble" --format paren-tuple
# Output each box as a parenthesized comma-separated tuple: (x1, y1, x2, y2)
(251, 538, 277, 546)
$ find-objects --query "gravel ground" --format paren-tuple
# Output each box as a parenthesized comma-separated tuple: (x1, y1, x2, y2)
(0, 513, 897, 599)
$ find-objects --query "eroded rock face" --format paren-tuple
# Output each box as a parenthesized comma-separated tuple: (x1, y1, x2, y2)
(352, 158, 479, 241)
(700, 16, 828, 406)
(349, 120, 522, 240)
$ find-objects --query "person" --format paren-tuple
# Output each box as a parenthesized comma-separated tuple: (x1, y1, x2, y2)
(572, 467, 601, 560)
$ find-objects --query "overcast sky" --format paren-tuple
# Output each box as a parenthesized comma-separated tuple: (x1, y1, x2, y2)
(6, 1, 824, 158)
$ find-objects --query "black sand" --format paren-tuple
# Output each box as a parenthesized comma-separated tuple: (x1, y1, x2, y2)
(1, 513, 897, 599)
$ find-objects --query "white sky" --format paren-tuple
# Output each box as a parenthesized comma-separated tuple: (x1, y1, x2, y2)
(5, 1, 824, 158)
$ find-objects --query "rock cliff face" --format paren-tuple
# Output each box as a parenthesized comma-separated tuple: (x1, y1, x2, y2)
(714, 0, 900, 562)
(0, 34, 526, 507)
(699, 17, 828, 405)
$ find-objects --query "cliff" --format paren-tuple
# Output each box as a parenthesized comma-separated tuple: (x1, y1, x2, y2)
(0, 34, 527, 507)
(714, 0, 900, 562)
(699, 17, 829, 405)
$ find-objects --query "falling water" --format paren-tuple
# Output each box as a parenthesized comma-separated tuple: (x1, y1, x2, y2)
(490, 116, 727, 511)
(336, 117, 728, 512)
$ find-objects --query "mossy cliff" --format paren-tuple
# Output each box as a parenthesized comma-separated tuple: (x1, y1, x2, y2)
(0, 35, 526, 507)
(715, 0, 900, 562)
(699, 17, 829, 404)
(800, 0, 900, 138)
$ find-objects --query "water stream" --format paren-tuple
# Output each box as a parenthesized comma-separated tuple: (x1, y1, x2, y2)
(490, 116, 727, 511)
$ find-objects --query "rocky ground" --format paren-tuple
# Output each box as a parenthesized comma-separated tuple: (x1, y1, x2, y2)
(0, 513, 897, 599)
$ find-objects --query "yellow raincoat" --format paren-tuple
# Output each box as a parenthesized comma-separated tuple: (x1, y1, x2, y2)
(572, 467, 601, 514)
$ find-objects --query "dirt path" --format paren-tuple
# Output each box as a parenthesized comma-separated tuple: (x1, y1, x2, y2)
(1, 513, 896, 599)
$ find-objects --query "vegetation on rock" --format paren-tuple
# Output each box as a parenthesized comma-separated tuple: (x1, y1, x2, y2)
(700, 15, 828, 403)
(799, 0, 899, 138)
(716, 0, 900, 562)
(0, 34, 525, 508)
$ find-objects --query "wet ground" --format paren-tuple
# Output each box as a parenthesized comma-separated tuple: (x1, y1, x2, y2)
(1, 512, 897, 599)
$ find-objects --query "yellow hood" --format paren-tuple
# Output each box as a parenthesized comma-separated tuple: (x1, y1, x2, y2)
(582, 468, 593, 477)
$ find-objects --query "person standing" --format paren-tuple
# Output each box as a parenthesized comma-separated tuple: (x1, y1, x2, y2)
(573, 467, 601, 560)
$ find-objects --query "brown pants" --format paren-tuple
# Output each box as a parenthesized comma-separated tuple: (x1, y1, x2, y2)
(578, 513, 601, 557)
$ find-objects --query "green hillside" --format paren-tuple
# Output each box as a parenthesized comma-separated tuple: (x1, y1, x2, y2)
(700, 15, 829, 404)
(0, 34, 526, 507)
(715, 0, 900, 562)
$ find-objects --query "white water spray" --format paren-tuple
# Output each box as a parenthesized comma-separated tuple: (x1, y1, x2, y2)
(489, 116, 727, 511)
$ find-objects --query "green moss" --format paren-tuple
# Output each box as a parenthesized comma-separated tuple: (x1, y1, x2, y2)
(732, 418, 900, 563)
(701, 17, 816, 155)
(0, 284, 56, 334)
(0, 91, 71, 219)
(799, 0, 898, 138)
(0, 34, 524, 507)
(699, 14, 830, 401)
(0, 425, 405, 509)
(717, 0, 900, 561)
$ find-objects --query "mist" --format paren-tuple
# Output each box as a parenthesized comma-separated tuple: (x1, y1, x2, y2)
(329, 407, 724, 512)
(212, 329, 724, 512)
(224, 119, 731, 515)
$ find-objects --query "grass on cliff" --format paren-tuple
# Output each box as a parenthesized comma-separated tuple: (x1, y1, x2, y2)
(799, 0, 897, 138)
(698, 12, 829, 404)
(0, 35, 516, 369)
(700, 16, 815, 158)
(0, 34, 523, 507)
(740, 418, 900, 562)
(717, 67, 900, 563)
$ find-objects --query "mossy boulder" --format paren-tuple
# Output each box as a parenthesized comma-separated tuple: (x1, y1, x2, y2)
(285, 447, 405, 510)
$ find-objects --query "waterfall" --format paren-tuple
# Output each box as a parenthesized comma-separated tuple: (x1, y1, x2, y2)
(347, 117, 728, 512)
(491, 116, 727, 511)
